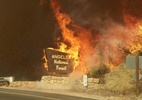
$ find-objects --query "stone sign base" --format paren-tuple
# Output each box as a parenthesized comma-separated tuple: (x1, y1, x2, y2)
(35, 75, 100, 90)
(9, 75, 101, 91)
(36, 75, 70, 89)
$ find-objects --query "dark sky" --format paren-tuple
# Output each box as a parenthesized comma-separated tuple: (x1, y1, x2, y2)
(0, 0, 55, 80)
(0, 0, 141, 80)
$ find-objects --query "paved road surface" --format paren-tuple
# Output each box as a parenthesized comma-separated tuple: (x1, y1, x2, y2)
(0, 88, 97, 100)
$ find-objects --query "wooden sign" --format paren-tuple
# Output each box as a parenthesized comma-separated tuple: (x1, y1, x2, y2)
(45, 48, 73, 74)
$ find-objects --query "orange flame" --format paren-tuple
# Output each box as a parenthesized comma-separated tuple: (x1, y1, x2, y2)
(50, 0, 80, 71)
(42, 49, 48, 71)
(50, 0, 98, 73)
(42, 0, 142, 74)
(123, 12, 142, 54)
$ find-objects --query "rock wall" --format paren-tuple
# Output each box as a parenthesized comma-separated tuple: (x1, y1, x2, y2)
(8, 75, 101, 91)
(9, 81, 35, 88)
(36, 75, 70, 89)
(35, 75, 100, 90)
(72, 77, 101, 91)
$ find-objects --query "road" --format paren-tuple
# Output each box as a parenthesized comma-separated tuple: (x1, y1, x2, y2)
(0, 88, 97, 100)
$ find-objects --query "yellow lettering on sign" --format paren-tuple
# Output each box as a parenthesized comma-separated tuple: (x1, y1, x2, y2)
(52, 55, 69, 59)
(54, 60, 68, 64)
(56, 65, 67, 70)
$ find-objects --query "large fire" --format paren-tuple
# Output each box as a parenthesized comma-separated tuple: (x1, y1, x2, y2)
(50, 0, 99, 73)
(42, 0, 142, 74)
(123, 13, 142, 53)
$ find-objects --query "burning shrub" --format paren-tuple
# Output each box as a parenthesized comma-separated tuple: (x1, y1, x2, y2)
(87, 65, 110, 78)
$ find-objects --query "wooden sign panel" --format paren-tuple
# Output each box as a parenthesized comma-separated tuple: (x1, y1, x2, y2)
(45, 49, 73, 74)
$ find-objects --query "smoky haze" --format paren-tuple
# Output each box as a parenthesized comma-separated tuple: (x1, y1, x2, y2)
(0, 0, 141, 80)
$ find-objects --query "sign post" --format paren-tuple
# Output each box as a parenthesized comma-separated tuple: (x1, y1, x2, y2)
(83, 75, 88, 87)
(136, 55, 140, 96)
(126, 55, 141, 96)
